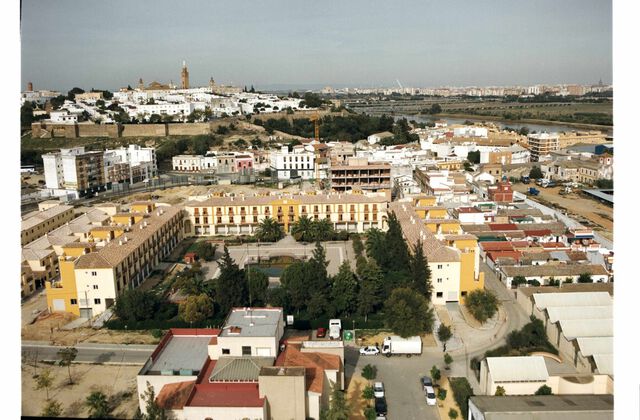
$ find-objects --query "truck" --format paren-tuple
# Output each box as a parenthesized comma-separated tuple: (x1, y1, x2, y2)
(381, 335, 422, 357)
(528, 187, 540, 196)
(329, 319, 342, 340)
(520, 175, 530, 184)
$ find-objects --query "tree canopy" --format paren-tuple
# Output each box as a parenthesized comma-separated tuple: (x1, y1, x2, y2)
(464, 289, 499, 324)
(215, 246, 248, 314)
(254, 217, 285, 242)
(384, 287, 434, 337)
(179, 294, 214, 324)
(113, 289, 161, 322)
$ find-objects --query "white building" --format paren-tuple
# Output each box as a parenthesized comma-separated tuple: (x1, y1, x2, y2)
(50, 110, 78, 124)
(103, 145, 157, 183)
(270, 145, 315, 180)
(453, 126, 488, 138)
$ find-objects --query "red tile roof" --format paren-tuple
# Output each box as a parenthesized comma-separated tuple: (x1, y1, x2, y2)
(480, 242, 515, 252)
(186, 382, 264, 408)
(489, 223, 518, 231)
(487, 250, 521, 263)
(156, 381, 196, 410)
(523, 229, 553, 237)
(275, 344, 341, 393)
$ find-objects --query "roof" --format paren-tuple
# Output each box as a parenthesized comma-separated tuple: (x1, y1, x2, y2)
(21, 204, 73, 232)
(486, 356, 548, 382)
(545, 305, 612, 323)
(145, 334, 214, 374)
(370, 131, 394, 138)
(220, 307, 282, 338)
(209, 357, 274, 382)
(575, 337, 613, 357)
(501, 264, 609, 278)
(156, 380, 196, 410)
(186, 382, 264, 408)
(275, 344, 341, 393)
(518, 283, 613, 299)
(469, 395, 613, 418)
(532, 292, 612, 310)
(558, 318, 612, 339)
(591, 354, 613, 376)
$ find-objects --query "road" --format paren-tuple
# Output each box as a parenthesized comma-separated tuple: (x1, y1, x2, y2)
(21, 342, 154, 365)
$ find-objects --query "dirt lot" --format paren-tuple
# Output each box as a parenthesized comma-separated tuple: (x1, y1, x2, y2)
(357, 331, 437, 348)
(513, 184, 613, 241)
(22, 312, 159, 346)
(22, 362, 139, 418)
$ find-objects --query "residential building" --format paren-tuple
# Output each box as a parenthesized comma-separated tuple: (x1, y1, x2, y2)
(43, 147, 107, 199)
(327, 141, 355, 165)
(270, 145, 315, 180)
(103, 145, 157, 184)
(137, 308, 344, 420)
(468, 395, 613, 420)
(413, 168, 472, 204)
(486, 179, 513, 203)
(367, 131, 394, 145)
(527, 133, 559, 162)
(330, 158, 391, 192)
(49, 110, 78, 124)
(390, 197, 485, 305)
(44, 202, 184, 317)
(74, 92, 104, 102)
(172, 155, 204, 172)
(185, 191, 389, 235)
(21, 202, 75, 246)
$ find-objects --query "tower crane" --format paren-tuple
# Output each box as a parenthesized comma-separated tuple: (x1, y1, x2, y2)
(309, 112, 320, 142)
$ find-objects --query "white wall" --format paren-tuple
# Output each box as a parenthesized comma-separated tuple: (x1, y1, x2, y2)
(430, 261, 461, 305)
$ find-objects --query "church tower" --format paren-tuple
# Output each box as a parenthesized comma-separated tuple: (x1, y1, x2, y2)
(181, 61, 189, 89)
(209, 77, 215, 91)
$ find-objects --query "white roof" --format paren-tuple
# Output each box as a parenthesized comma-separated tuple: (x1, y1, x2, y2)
(575, 337, 613, 356)
(533, 292, 612, 310)
(592, 354, 613, 376)
(546, 305, 613, 323)
(486, 356, 549, 383)
(559, 319, 613, 340)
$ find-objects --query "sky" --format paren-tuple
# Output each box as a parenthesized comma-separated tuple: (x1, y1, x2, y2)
(20, 0, 612, 92)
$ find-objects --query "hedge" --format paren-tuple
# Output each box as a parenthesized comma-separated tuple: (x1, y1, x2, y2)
(449, 377, 474, 419)
(292, 313, 386, 330)
(105, 316, 224, 330)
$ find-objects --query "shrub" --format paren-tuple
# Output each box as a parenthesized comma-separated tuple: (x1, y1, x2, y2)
(449, 377, 474, 419)
(438, 389, 447, 400)
(151, 329, 164, 339)
(464, 289, 499, 324)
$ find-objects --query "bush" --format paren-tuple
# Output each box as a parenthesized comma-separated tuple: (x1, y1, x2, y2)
(438, 388, 447, 400)
(449, 377, 474, 419)
(151, 329, 164, 339)
(464, 289, 499, 324)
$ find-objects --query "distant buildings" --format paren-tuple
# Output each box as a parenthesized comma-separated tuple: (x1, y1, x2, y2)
(329, 158, 391, 192)
(527, 133, 559, 162)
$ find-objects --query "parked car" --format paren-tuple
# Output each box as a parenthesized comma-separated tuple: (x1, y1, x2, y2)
(375, 397, 387, 416)
(420, 376, 433, 391)
(359, 346, 380, 356)
(376, 416, 386, 420)
(316, 327, 327, 338)
(373, 381, 385, 398)
(425, 386, 437, 406)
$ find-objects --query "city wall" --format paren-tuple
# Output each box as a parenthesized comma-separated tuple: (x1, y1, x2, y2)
(31, 121, 232, 139)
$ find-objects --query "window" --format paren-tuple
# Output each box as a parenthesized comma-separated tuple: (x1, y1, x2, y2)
(70, 299, 77, 305)
(242, 346, 251, 356)
(437, 278, 443, 283)
(93, 285, 98, 290)
(461, 291, 467, 297)
(436, 292, 443, 298)
(437, 264, 443, 269)
(222, 348, 230, 355)
(94, 298, 101, 304)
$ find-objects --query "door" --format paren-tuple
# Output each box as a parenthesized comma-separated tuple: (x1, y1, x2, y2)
(79, 308, 93, 319)
(52, 299, 65, 312)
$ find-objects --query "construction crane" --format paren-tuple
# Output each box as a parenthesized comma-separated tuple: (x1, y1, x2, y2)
(309, 112, 320, 142)
(396, 79, 404, 89)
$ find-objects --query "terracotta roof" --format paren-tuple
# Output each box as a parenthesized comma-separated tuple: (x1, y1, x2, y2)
(156, 380, 196, 410)
(489, 223, 518, 231)
(480, 242, 515, 252)
(275, 345, 341, 393)
(501, 264, 609, 278)
(186, 193, 388, 207)
(186, 382, 264, 408)
(487, 251, 522, 263)
(523, 229, 553, 237)
(21, 204, 74, 231)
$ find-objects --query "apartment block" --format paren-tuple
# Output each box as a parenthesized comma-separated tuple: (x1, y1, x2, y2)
(45, 202, 184, 317)
(330, 157, 391, 192)
(103, 144, 157, 184)
(391, 196, 484, 305)
(184, 192, 389, 235)
(43, 147, 107, 199)
(21, 202, 75, 246)
(270, 145, 315, 180)
(527, 133, 560, 162)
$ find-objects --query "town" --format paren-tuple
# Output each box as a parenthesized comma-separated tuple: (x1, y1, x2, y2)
(16, 1, 621, 419)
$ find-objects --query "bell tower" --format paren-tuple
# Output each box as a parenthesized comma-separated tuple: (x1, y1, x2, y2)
(181, 61, 189, 89)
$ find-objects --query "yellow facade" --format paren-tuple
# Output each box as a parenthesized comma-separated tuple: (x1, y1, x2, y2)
(45, 258, 80, 316)
(90, 227, 125, 241)
(131, 202, 155, 214)
(112, 213, 145, 225)
(448, 238, 485, 299)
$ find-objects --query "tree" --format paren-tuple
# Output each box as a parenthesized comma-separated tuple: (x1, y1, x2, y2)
(67, 87, 85, 100)
(352, 235, 364, 257)
(255, 217, 284, 242)
(578, 273, 594, 283)
(467, 150, 480, 164)
(384, 288, 434, 337)
(113, 289, 160, 322)
(290, 215, 313, 242)
(247, 268, 269, 306)
(438, 324, 453, 351)
(215, 246, 248, 314)
(148, 113, 162, 123)
(35, 368, 54, 400)
(57, 347, 78, 385)
(438, 389, 447, 400)
(534, 385, 553, 395)
(464, 289, 499, 324)
(511, 276, 527, 288)
(179, 294, 214, 324)
(409, 240, 432, 298)
(325, 382, 350, 420)
(140, 381, 167, 420)
(280, 261, 313, 313)
(361, 364, 377, 381)
(444, 353, 453, 369)
(430, 365, 441, 382)
(330, 261, 358, 317)
(362, 385, 375, 402)
(310, 218, 334, 242)
(365, 229, 386, 266)
(430, 103, 443, 114)
(193, 241, 216, 261)
(449, 377, 474, 419)
(21, 102, 34, 126)
(529, 165, 543, 179)
(85, 391, 111, 418)
(42, 400, 63, 417)
(495, 386, 506, 396)
(363, 406, 377, 420)
(448, 408, 459, 419)
(357, 260, 384, 321)
(384, 212, 411, 272)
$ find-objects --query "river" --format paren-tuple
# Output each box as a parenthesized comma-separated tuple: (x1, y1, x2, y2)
(398, 115, 613, 135)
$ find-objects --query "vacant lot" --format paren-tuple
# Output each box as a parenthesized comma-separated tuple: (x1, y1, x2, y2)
(22, 362, 139, 418)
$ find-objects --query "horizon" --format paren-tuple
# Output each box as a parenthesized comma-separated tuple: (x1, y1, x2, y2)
(21, 0, 612, 92)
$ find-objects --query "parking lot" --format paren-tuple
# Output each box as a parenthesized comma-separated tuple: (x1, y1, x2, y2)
(345, 345, 442, 420)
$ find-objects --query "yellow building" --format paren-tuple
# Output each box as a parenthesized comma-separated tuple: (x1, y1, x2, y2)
(391, 197, 484, 305)
(21, 202, 75, 246)
(184, 192, 389, 236)
(45, 202, 184, 317)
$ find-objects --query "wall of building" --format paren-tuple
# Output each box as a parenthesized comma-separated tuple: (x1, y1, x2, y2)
(548, 374, 612, 395)
(45, 258, 80, 316)
(74, 267, 117, 316)
(209, 336, 278, 360)
(136, 375, 197, 416)
(259, 374, 306, 420)
(430, 261, 461, 305)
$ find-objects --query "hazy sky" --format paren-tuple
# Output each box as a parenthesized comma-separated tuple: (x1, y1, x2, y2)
(20, 0, 612, 91)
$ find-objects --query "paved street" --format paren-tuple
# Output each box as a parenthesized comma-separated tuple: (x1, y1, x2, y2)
(21, 342, 154, 365)
(346, 346, 441, 420)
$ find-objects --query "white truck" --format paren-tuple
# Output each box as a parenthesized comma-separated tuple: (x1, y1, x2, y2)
(329, 319, 342, 340)
(381, 335, 422, 357)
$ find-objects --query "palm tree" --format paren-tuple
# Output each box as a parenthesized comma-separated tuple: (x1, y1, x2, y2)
(291, 215, 313, 242)
(255, 217, 284, 242)
(312, 218, 334, 241)
(85, 391, 111, 419)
